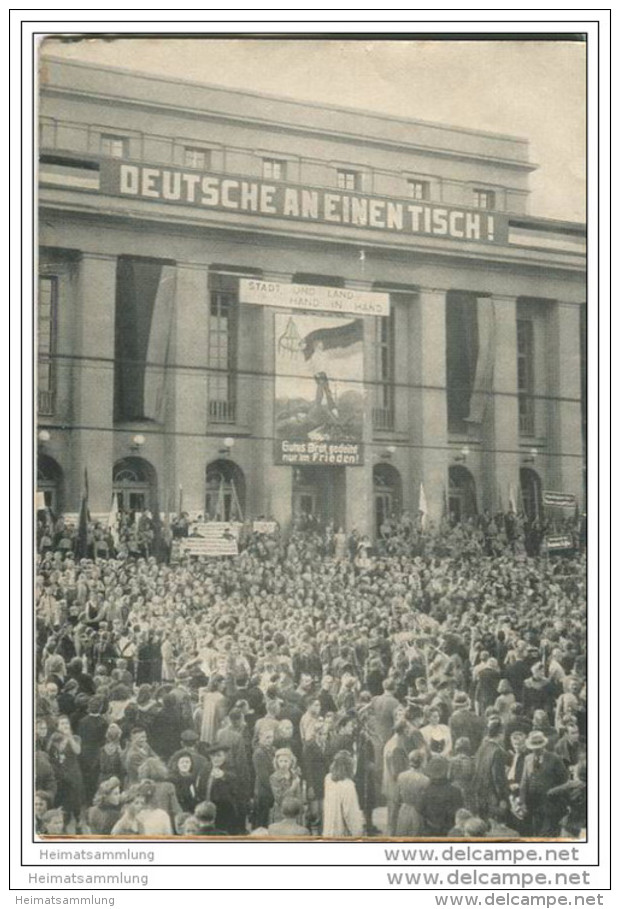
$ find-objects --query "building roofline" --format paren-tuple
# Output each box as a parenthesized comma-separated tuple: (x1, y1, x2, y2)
(39, 53, 532, 148)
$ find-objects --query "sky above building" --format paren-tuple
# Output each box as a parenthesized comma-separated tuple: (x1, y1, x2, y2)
(40, 37, 586, 223)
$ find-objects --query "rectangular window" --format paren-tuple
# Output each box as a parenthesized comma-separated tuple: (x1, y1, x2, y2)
(184, 147, 209, 170)
(473, 188, 495, 210)
(373, 308, 395, 431)
(208, 274, 238, 423)
(38, 276, 57, 415)
(517, 319, 535, 436)
(262, 158, 285, 180)
(408, 179, 430, 201)
(100, 134, 128, 159)
(337, 169, 358, 191)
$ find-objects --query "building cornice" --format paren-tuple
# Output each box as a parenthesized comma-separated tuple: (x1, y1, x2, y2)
(39, 189, 586, 277)
(40, 84, 538, 174)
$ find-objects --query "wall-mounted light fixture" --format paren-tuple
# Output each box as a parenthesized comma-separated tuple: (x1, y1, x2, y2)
(219, 437, 235, 456)
(130, 433, 145, 452)
(523, 447, 538, 464)
(380, 445, 396, 460)
(38, 429, 51, 446)
(453, 446, 470, 463)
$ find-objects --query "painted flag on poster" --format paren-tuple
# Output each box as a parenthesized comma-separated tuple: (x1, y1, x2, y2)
(465, 297, 496, 424)
(114, 259, 176, 422)
(419, 483, 428, 528)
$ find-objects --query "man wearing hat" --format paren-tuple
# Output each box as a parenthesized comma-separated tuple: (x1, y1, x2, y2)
(519, 730, 568, 835)
(450, 692, 485, 754)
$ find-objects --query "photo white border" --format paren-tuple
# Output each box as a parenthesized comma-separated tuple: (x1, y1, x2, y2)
(11, 12, 611, 896)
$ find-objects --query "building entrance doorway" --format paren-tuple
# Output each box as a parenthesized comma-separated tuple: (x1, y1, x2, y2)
(448, 465, 478, 522)
(292, 465, 346, 529)
(113, 457, 157, 514)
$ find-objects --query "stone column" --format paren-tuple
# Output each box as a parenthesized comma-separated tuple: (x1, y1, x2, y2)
(481, 294, 520, 511)
(71, 252, 117, 513)
(411, 289, 449, 525)
(547, 300, 584, 503)
(259, 272, 293, 530)
(167, 261, 210, 515)
(344, 282, 375, 536)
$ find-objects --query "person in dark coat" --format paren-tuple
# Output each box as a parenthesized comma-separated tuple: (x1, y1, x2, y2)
(522, 663, 554, 720)
(302, 722, 329, 832)
(519, 731, 569, 835)
(448, 736, 476, 812)
(474, 658, 502, 716)
(418, 756, 464, 836)
(150, 693, 186, 761)
(449, 692, 486, 754)
(505, 727, 530, 834)
(546, 761, 587, 837)
(76, 695, 108, 804)
(169, 750, 209, 813)
(355, 711, 379, 834)
(472, 717, 510, 819)
(202, 744, 244, 834)
(252, 727, 276, 829)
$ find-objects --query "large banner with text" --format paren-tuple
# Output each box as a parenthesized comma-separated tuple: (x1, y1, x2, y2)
(99, 160, 508, 244)
(274, 312, 364, 465)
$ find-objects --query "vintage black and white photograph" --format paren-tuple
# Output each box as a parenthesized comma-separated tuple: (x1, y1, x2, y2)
(34, 35, 587, 841)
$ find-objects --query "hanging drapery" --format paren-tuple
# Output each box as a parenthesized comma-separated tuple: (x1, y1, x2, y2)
(114, 258, 176, 422)
(465, 296, 496, 424)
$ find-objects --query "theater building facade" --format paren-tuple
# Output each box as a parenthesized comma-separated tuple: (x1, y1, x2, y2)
(37, 57, 587, 536)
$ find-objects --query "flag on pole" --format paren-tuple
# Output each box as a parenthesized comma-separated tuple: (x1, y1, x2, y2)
(75, 468, 90, 559)
(418, 483, 428, 529)
(508, 483, 518, 514)
(107, 492, 120, 548)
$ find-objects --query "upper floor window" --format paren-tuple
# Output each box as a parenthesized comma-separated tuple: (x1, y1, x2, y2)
(517, 319, 535, 436)
(262, 158, 285, 180)
(184, 147, 209, 170)
(38, 275, 57, 415)
(473, 188, 496, 210)
(373, 308, 395, 431)
(408, 179, 430, 201)
(208, 273, 239, 424)
(100, 134, 128, 159)
(337, 169, 359, 191)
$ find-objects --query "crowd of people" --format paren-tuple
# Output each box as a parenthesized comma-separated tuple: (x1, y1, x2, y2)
(34, 508, 587, 839)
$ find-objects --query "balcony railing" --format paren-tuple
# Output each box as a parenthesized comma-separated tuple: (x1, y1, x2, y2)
(38, 389, 56, 416)
(208, 399, 236, 424)
(372, 406, 394, 431)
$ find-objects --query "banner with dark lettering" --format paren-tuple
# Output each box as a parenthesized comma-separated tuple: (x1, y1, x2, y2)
(99, 160, 508, 244)
(274, 312, 364, 465)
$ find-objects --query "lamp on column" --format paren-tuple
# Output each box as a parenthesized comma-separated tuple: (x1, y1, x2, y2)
(219, 437, 235, 456)
(130, 434, 145, 452)
(453, 446, 469, 463)
(522, 447, 538, 464)
(380, 445, 396, 460)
